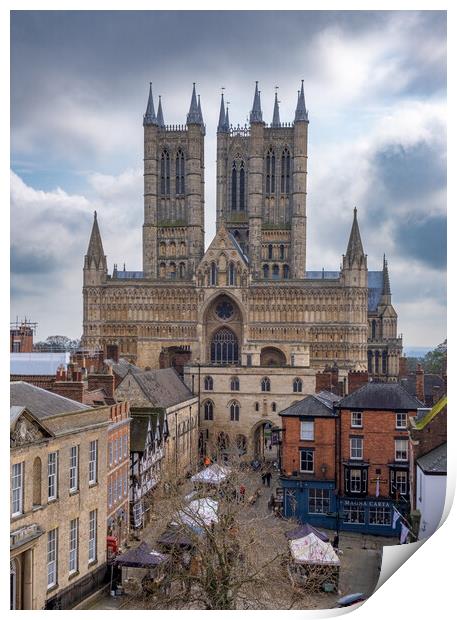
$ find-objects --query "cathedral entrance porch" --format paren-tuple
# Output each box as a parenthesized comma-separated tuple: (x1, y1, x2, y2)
(252, 420, 278, 462)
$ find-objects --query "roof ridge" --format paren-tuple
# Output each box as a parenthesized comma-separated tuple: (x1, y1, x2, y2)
(11, 381, 90, 409)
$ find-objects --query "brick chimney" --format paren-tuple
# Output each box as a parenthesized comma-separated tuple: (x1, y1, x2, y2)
(316, 364, 340, 394)
(399, 357, 408, 378)
(87, 367, 115, 399)
(348, 370, 369, 394)
(416, 364, 425, 404)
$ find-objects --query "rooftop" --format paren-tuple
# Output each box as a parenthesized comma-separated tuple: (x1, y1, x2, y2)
(417, 443, 447, 474)
(121, 367, 194, 409)
(10, 352, 70, 376)
(279, 390, 341, 417)
(10, 381, 90, 419)
(337, 382, 423, 411)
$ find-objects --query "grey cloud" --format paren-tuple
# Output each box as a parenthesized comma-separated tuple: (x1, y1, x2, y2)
(11, 245, 59, 275)
(393, 214, 446, 270)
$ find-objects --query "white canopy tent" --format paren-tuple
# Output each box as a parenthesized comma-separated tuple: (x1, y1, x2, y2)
(172, 498, 219, 531)
(190, 464, 231, 486)
(289, 533, 340, 566)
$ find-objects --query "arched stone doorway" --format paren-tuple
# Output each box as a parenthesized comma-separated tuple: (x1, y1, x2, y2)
(252, 421, 277, 462)
(203, 294, 244, 365)
(260, 346, 287, 367)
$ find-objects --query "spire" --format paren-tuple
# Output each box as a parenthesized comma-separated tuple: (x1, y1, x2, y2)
(157, 95, 165, 127)
(295, 79, 308, 122)
(86, 211, 107, 270)
(345, 207, 365, 263)
(143, 83, 158, 126)
(250, 81, 263, 123)
(272, 90, 280, 127)
(217, 92, 227, 132)
(382, 254, 392, 297)
(187, 83, 202, 125)
(225, 104, 230, 130)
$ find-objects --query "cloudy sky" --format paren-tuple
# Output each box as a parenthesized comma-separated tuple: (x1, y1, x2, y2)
(10, 10, 446, 347)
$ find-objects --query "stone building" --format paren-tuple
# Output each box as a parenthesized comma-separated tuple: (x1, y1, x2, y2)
(81, 81, 402, 458)
(10, 383, 111, 610)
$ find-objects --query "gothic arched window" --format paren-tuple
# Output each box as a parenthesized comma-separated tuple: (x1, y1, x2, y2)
(179, 262, 186, 279)
(231, 163, 237, 211)
(228, 262, 236, 286)
(204, 376, 213, 391)
(159, 262, 166, 278)
(382, 351, 388, 374)
(375, 350, 380, 374)
(281, 148, 291, 193)
(168, 262, 177, 280)
(176, 149, 185, 195)
(240, 162, 246, 211)
(160, 150, 170, 196)
(266, 148, 275, 194)
(210, 262, 218, 286)
(211, 328, 239, 364)
(280, 244, 285, 260)
(230, 400, 240, 422)
(272, 264, 280, 279)
(368, 350, 373, 373)
(203, 400, 214, 421)
(261, 377, 271, 392)
(272, 402, 277, 412)
(263, 264, 269, 279)
(159, 242, 166, 256)
(283, 264, 290, 279)
(293, 377, 303, 393)
(268, 244, 273, 260)
(371, 320, 376, 340)
(230, 376, 240, 391)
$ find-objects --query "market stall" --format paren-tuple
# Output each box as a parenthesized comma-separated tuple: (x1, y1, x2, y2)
(287, 532, 340, 592)
(191, 464, 231, 487)
(285, 523, 330, 542)
(112, 542, 170, 596)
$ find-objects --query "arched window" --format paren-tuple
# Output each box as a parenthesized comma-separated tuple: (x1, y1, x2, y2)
(179, 241, 186, 256)
(239, 162, 245, 211)
(375, 350, 380, 374)
(159, 262, 166, 278)
(231, 163, 237, 211)
(203, 400, 214, 421)
(263, 264, 269, 279)
(261, 377, 271, 392)
(33, 457, 42, 507)
(281, 148, 291, 193)
(159, 242, 166, 256)
(368, 350, 373, 373)
(211, 328, 239, 364)
(230, 400, 240, 421)
(268, 244, 273, 260)
(179, 262, 186, 279)
(382, 351, 388, 374)
(272, 402, 277, 412)
(230, 376, 240, 391)
(293, 377, 303, 393)
(279, 244, 285, 260)
(371, 320, 376, 340)
(255, 402, 259, 412)
(266, 148, 275, 194)
(272, 264, 280, 279)
(204, 376, 213, 391)
(283, 264, 290, 279)
(160, 150, 170, 196)
(169, 262, 177, 280)
(210, 262, 217, 286)
(228, 262, 236, 286)
(176, 149, 185, 195)
(169, 241, 176, 256)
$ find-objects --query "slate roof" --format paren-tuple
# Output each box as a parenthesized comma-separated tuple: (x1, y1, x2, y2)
(228, 233, 249, 265)
(306, 271, 340, 280)
(10, 352, 70, 376)
(128, 367, 193, 409)
(367, 271, 383, 312)
(337, 382, 423, 411)
(400, 374, 445, 404)
(113, 270, 144, 280)
(279, 390, 341, 417)
(110, 359, 142, 379)
(10, 381, 90, 420)
(10, 405, 26, 427)
(417, 443, 447, 474)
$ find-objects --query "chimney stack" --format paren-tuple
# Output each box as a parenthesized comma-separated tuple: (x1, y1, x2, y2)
(416, 364, 425, 404)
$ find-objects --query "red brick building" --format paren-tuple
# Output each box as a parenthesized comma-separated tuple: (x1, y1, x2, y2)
(335, 382, 422, 535)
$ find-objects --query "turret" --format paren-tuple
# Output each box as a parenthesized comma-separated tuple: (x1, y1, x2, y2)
(248, 82, 265, 278)
(142, 84, 159, 278)
(216, 92, 229, 229)
(143, 83, 158, 126)
(342, 207, 368, 287)
(84, 211, 107, 286)
(156, 95, 165, 127)
(272, 90, 280, 127)
(217, 93, 228, 133)
(381, 254, 392, 303)
(249, 81, 263, 124)
(294, 79, 308, 122)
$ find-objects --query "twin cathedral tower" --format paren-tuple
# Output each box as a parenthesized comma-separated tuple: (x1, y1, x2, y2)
(83, 82, 402, 389)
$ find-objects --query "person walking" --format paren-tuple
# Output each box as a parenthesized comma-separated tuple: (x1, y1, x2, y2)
(266, 471, 272, 487)
(261, 472, 266, 485)
(239, 484, 246, 503)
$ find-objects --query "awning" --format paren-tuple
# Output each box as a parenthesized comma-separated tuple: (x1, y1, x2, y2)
(157, 526, 194, 549)
(285, 523, 330, 542)
(191, 464, 231, 485)
(289, 533, 340, 566)
(113, 542, 169, 568)
(172, 498, 219, 529)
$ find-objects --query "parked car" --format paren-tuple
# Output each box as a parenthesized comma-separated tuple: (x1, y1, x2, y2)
(335, 593, 366, 607)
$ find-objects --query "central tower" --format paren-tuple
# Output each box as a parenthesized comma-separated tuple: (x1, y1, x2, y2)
(216, 81, 309, 280)
(142, 83, 205, 280)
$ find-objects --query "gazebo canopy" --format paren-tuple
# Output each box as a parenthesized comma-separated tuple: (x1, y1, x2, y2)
(172, 498, 219, 530)
(191, 464, 231, 485)
(289, 533, 340, 566)
(285, 523, 330, 542)
(157, 526, 194, 549)
(113, 542, 169, 568)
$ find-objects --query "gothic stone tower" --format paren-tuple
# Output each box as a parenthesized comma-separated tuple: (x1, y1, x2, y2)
(216, 81, 308, 280)
(143, 83, 205, 280)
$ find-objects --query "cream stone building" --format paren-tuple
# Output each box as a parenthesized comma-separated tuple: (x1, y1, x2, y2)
(10, 383, 110, 610)
(82, 81, 402, 459)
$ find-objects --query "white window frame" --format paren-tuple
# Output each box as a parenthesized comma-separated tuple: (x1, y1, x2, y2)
(300, 420, 314, 441)
(299, 448, 314, 473)
(395, 439, 408, 462)
(88, 510, 97, 564)
(350, 437, 363, 460)
(48, 452, 58, 501)
(396, 470, 408, 496)
(368, 505, 391, 526)
(396, 413, 407, 429)
(108, 441, 113, 466)
(308, 488, 330, 514)
(89, 440, 98, 485)
(47, 529, 58, 588)
(351, 411, 363, 428)
(349, 469, 362, 493)
(12, 462, 24, 517)
(69, 518, 78, 574)
(69, 446, 79, 493)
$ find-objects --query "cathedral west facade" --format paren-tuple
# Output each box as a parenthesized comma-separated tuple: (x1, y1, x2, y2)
(82, 82, 402, 458)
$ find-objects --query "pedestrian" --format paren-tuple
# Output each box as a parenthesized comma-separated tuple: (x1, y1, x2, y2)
(239, 484, 246, 503)
(268, 493, 275, 511)
(261, 472, 266, 485)
(204, 456, 211, 467)
(266, 471, 272, 487)
(332, 533, 339, 549)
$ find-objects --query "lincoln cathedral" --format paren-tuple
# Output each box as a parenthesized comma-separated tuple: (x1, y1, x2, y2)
(82, 81, 403, 457)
